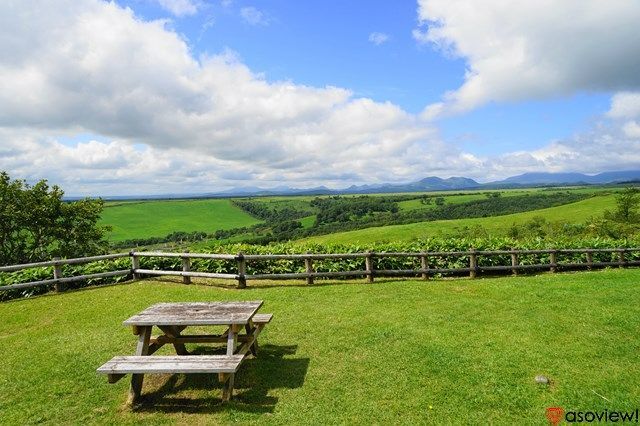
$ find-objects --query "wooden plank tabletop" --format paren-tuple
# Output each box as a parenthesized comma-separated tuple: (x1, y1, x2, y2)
(123, 301, 264, 326)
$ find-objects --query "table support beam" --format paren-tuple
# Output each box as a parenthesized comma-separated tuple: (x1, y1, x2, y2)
(128, 326, 151, 404)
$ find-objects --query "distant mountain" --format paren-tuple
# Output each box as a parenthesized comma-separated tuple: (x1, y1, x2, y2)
(81, 170, 640, 201)
(493, 170, 640, 186)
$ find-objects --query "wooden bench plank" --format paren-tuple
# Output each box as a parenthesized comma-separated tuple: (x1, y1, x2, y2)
(97, 355, 245, 375)
(252, 313, 273, 324)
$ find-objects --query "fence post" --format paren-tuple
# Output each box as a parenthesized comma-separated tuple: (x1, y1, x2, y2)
(182, 250, 191, 284)
(420, 253, 429, 280)
(510, 248, 518, 276)
(618, 249, 626, 268)
(53, 257, 63, 293)
(130, 251, 140, 280)
(586, 250, 593, 270)
(469, 249, 478, 279)
(550, 250, 557, 273)
(236, 252, 247, 289)
(365, 251, 375, 283)
(305, 252, 314, 285)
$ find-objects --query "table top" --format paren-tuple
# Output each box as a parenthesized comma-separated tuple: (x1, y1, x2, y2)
(123, 301, 264, 326)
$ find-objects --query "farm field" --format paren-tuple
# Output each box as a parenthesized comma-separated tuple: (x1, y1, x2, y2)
(100, 199, 260, 242)
(1, 268, 639, 424)
(97, 186, 622, 247)
(302, 194, 616, 244)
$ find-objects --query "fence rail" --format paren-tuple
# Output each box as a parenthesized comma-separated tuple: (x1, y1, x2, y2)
(1, 248, 640, 294)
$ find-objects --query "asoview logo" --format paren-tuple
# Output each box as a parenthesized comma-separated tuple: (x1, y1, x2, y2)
(546, 406, 640, 424)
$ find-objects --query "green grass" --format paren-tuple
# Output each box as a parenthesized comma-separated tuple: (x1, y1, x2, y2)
(101, 199, 261, 242)
(303, 195, 616, 244)
(1, 268, 639, 424)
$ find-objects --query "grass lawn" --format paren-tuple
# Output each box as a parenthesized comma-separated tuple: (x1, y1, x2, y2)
(101, 199, 260, 242)
(1, 268, 639, 424)
(303, 194, 616, 244)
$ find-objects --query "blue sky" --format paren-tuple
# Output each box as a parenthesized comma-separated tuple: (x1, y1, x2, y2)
(1, 0, 640, 195)
(124, 0, 604, 155)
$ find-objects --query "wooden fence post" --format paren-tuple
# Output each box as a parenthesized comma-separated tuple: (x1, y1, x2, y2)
(586, 250, 593, 270)
(618, 249, 626, 268)
(469, 249, 478, 279)
(420, 253, 429, 280)
(236, 252, 247, 289)
(550, 250, 557, 273)
(53, 257, 63, 293)
(510, 248, 518, 276)
(304, 252, 314, 285)
(130, 252, 140, 280)
(182, 250, 191, 284)
(365, 251, 374, 283)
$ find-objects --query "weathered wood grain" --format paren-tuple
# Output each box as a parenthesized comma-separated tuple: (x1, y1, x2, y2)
(123, 301, 264, 326)
(97, 355, 245, 374)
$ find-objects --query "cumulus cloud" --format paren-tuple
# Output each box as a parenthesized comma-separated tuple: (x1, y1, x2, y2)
(0, 0, 487, 194)
(368, 32, 389, 45)
(414, 0, 640, 117)
(155, 0, 199, 17)
(2, 0, 639, 196)
(240, 6, 269, 26)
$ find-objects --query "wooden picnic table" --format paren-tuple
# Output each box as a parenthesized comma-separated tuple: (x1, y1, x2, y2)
(98, 301, 273, 403)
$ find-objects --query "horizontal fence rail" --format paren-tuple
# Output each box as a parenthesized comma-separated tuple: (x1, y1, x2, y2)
(1, 248, 640, 294)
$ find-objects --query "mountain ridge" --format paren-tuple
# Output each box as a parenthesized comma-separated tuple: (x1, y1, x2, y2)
(72, 170, 640, 200)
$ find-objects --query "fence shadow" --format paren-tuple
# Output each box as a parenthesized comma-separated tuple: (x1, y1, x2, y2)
(132, 344, 308, 414)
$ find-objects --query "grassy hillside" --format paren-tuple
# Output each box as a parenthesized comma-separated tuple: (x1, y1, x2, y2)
(1, 269, 639, 424)
(101, 199, 260, 242)
(302, 194, 615, 244)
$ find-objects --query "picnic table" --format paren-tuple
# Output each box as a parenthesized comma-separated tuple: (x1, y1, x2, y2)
(97, 301, 273, 403)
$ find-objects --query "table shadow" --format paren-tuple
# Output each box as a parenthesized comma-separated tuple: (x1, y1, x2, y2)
(132, 344, 308, 414)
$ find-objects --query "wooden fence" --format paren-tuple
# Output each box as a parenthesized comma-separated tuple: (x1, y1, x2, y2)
(1, 248, 640, 294)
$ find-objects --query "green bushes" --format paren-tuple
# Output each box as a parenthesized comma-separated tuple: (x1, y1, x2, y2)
(2, 236, 639, 301)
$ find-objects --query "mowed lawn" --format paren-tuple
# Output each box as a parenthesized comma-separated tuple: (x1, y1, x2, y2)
(303, 194, 616, 244)
(1, 268, 639, 424)
(100, 199, 260, 242)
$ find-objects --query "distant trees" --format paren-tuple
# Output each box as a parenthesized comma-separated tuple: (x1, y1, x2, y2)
(612, 187, 640, 223)
(311, 196, 399, 226)
(0, 172, 109, 265)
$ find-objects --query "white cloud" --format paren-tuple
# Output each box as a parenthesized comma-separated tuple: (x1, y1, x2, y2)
(0, 0, 487, 194)
(155, 0, 199, 17)
(414, 0, 640, 117)
(607, 92, 640, 119)
(368, 32, 389, 45)
(240, 6, 269, 26)
(2, 0, 640, 196)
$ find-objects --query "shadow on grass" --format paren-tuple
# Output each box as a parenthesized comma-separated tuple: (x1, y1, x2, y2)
(132, 344, 308, 414)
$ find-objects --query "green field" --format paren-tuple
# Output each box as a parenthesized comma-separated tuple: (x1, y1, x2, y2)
(101, 199, 260, 242)
(98, 187, 621, 246)
(302, 194, 616, 244)
(1, 268, 639, 424)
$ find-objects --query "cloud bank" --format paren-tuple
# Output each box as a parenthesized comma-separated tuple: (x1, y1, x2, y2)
(1, 0, 640, 195)
(414, 0, 640, 117)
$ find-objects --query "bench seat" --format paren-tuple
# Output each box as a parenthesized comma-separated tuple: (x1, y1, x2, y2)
(97, 355, 245, 375)
(252, 313, 273, 324)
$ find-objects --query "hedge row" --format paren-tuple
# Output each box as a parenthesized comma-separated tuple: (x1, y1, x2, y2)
(2, 236, 640, 301)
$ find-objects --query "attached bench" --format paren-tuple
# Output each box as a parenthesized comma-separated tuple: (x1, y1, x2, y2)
(97, 355, 244, 402)
(252, 313, 273, 324)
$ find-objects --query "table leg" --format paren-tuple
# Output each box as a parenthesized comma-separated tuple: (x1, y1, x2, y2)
(128, 326, 151, 404)
(158, 325, 189, 355)
(226, 324, 240, 355)
(245, 324, 258, 357)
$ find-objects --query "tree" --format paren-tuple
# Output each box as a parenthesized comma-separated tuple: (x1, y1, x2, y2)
(0, 171, 110, 265)
(612, 187, 640, 223)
